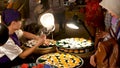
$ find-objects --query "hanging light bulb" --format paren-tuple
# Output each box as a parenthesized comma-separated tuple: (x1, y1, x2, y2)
(40, 13, 55, 32)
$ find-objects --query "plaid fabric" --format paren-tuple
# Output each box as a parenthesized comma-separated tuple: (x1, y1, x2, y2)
(104, 12, 112, 30)
(111, 17, 119, 33)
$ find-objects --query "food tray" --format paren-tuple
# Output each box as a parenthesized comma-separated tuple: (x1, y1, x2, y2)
(22, 39, 57, 54)
(22, 45, 57, 55)
(56, 38, 94, 54)
(57, 46, 94, 54)
(36, 53, 84, 68)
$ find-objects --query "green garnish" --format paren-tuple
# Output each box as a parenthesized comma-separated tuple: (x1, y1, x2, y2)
(38, 58, 46, 63)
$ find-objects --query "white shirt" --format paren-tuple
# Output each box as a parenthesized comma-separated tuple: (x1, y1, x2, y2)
(0, 29, 23, 60)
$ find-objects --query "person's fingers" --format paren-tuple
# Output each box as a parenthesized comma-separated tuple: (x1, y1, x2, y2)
(90, 55, 96, 67)
(40, 34, 46, 39)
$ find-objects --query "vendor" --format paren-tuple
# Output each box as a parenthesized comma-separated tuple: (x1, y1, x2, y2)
(0, 8, 46, 67)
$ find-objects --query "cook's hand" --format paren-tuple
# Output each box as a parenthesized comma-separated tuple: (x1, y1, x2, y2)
(43, 39, 50, 46)
(35, 34, 46, 47)
(40, 34, 46, 40)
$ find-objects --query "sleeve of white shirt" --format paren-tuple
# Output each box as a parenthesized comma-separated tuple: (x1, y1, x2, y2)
(15, 29, 23, 39)
(0, 48, 5, 58)
(1, 38, 23, 60)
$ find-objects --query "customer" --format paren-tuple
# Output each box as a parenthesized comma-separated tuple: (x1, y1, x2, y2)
(99, 0, 120, 43)
(100, 0, 120, 48)
(0, 9, 46, 67)
(90, 0, 120, 67)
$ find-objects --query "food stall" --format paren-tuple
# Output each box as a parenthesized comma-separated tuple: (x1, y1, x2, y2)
(13, 13, 94, 68)
(0, 1, 97, 68)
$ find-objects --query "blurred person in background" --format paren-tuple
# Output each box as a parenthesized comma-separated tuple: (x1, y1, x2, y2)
(85, 0, 105, 42)
(48, 0, 66, 33)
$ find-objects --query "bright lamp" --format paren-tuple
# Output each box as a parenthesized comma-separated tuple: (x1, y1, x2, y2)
(40, 13, 55, 32)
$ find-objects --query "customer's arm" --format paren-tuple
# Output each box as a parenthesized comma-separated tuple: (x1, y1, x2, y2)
(90, 51, 98, 67)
